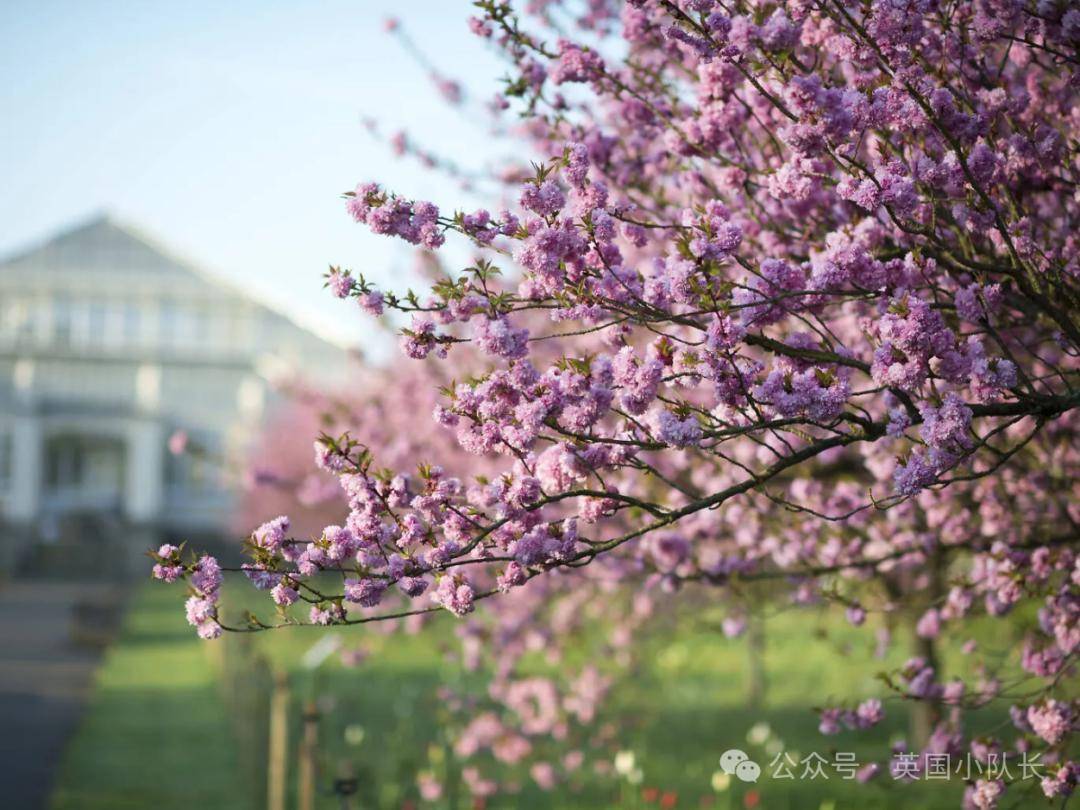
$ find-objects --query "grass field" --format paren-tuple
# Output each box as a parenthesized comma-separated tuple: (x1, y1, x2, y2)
(50, 584, 246, 810)
(51, 581, 1044, 809)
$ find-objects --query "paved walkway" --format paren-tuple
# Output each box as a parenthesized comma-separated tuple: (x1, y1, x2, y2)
(0, 581, 120, 810)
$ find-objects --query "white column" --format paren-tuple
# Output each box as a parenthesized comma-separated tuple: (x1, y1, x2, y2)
(125, 419, 164, 523)
(237, 374, 265, 420)
(135, 363, 162, 413)
(8, 359, 41, 523)
(8, 413, 42, 522)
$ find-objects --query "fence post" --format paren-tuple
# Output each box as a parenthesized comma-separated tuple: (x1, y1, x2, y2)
(267, 670, 289, 810)
(298, 700, 319, 810)
(333, 759, 359, 810)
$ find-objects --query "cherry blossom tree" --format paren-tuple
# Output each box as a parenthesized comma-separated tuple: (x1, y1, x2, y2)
(155, 1, 1079, 806)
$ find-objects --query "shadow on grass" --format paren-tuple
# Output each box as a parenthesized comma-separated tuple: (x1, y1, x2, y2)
(266, 662, 974, 810)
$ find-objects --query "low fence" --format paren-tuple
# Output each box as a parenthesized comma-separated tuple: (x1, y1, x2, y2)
(210, 634, 335, 810)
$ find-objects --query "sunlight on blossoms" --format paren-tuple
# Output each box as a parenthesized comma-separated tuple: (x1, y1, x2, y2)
(124, 1, 1080, 807)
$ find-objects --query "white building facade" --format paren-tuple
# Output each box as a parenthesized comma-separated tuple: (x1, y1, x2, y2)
(0, 215, 345, 574)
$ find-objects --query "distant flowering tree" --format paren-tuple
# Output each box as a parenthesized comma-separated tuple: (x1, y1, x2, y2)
(156, 1, 1080, 805)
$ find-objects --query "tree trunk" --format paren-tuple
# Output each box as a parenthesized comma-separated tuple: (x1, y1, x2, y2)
(908, 547, 945, 748)
(266, 670, 289, 810)
(746, 610, 767, 709)
(909, 632, 939, 748)
(298, 701, 319, 810)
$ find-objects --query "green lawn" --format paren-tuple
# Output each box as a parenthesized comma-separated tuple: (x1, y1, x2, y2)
(51, 582, 1045, 810)
(50, 584, 247, 810)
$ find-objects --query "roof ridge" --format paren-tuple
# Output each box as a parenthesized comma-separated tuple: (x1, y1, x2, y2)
(0, 214, 349, 351)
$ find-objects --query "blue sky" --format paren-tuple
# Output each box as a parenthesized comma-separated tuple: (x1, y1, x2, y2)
(0, 1, 509, 351)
